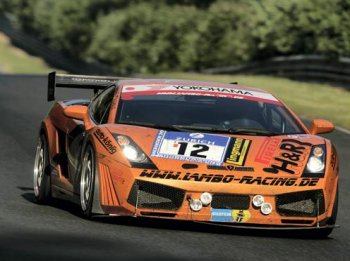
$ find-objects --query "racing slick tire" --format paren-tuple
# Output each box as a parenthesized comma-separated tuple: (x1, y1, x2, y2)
(79, 144, 96, 218)
(33, 134, 51, 204)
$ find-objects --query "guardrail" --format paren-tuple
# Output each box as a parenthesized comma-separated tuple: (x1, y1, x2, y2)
(0, 14, 115, 75)
(202, 55, 350, 88)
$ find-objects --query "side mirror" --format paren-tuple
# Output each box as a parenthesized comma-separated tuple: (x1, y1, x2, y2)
(309, 119, 334, 135)
(63, 105, 88, 121)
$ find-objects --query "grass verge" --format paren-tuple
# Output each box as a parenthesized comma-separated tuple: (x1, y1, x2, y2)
(155, 72, 350, 130)
(0, 32, 57, 74)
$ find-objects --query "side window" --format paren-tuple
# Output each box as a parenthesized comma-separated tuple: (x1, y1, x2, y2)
(263, 104, 302, 133)
(90, 86, 116, 124)
(261, 103, 285, 132)
(270, 109, 285, 132)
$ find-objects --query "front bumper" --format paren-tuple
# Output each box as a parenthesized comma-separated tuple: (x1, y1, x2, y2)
(125, 179, 329, 227)
(96, 162, 337, 228)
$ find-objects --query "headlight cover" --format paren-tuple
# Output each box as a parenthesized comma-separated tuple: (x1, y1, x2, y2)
(303, 145, 326, 176)
(112, 134, 154, 166)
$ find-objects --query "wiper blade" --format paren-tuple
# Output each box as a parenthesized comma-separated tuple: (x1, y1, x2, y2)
(139, 124, 221, 132)
(171, 125, 218, 131)
(121, 122, 188, 131)
(173, 125, 278, 136)
(226, 128, 279, 136)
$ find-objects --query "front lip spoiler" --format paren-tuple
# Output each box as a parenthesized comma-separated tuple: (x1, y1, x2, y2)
(194, 222, 340, 230)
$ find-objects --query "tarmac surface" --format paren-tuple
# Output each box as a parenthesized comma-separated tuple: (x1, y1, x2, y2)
(0, 75, 349, 260)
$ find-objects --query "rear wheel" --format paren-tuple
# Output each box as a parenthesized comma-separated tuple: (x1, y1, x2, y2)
(80, 145, 96, 218)
(33, 134, 51, 204)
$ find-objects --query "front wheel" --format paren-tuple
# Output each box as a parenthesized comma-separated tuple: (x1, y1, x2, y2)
(33, 134, 51, 204)
(80, 145, 96, 218)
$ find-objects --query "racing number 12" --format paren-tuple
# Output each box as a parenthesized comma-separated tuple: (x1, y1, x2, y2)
(177, 142, 209, 158)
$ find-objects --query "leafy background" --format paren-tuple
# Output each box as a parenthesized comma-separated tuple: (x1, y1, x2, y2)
(2, 0, 350, 74)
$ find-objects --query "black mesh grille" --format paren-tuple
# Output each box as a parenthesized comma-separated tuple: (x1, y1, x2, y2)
(276, 190, 325, 217)
(211, 194, 250, 210)
(127, 180, 185, 211)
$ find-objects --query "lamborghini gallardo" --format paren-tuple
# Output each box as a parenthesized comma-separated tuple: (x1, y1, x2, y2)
(33, 72, 339, 237)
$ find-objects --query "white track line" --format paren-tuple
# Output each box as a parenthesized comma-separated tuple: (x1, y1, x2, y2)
(335, 126, 350, 135)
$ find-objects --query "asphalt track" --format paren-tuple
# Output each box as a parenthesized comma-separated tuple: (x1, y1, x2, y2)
(0, 75, 349, 261)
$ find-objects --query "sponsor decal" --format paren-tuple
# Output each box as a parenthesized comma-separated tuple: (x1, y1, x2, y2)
(139, 170, 320, 186)
(189, 133, 205, 139)
(151, 131, 231, 166)
(172, 85, 253, 96)
(140, 169, 234, 183)
(211, 209, 233, 222)
(94, 129, 117, 154)
(72, 77, 114, 84)
(263, 139, 312, 175)
(224, 138, 251, 166)
(121, 85, 281, 104)
(237, 175, 319, 186)
(255, 138, 280, 164)
(211, 209, 251, 223)
(232, 210, 251, 223)
(207, 165, 254, 172)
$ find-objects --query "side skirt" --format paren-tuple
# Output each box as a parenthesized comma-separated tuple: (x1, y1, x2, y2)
(51, 185, 80, 204)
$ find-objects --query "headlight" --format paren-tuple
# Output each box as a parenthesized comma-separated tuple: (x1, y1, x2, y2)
(123, 145, 139, 161)
(304, 145, 326, 174)
(306, 157, 325, 172)
(113, 134, 151, 164)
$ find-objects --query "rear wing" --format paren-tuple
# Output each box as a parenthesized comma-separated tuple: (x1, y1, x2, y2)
(47, 71, 128, 101)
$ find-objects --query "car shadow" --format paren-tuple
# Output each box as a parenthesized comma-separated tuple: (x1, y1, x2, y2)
(19, 187, 334, 240)
(20, 188, 83, 218)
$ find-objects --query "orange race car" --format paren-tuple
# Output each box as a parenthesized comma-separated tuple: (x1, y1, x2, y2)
(34, 72, 339, 237)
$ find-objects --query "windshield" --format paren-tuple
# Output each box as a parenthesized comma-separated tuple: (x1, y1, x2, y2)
(116, 94, 305, 136)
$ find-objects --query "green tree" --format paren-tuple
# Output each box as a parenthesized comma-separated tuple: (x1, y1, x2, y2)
(249, 0, 345, 58)
(194, 1, 253, 69)
(88, 3, 203, 73)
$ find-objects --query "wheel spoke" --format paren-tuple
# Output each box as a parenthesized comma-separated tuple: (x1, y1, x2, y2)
(80, 148, 94, 212)
(33, 137, 48, 199)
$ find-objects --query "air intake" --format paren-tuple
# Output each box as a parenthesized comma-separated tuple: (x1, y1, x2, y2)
(127, 180, 185, 211)
(211, 194, 250, 210)
(276, 190, 325, 217)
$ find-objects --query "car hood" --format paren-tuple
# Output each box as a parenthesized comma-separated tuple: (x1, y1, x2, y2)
(107, 124, 325, 178)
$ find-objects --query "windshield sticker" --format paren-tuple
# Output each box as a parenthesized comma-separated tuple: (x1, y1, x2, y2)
(122, 85, 281, 104)
(150, 130, 230, 166)
(263, 139, 312, 175)
(224, 138, 251, 166)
